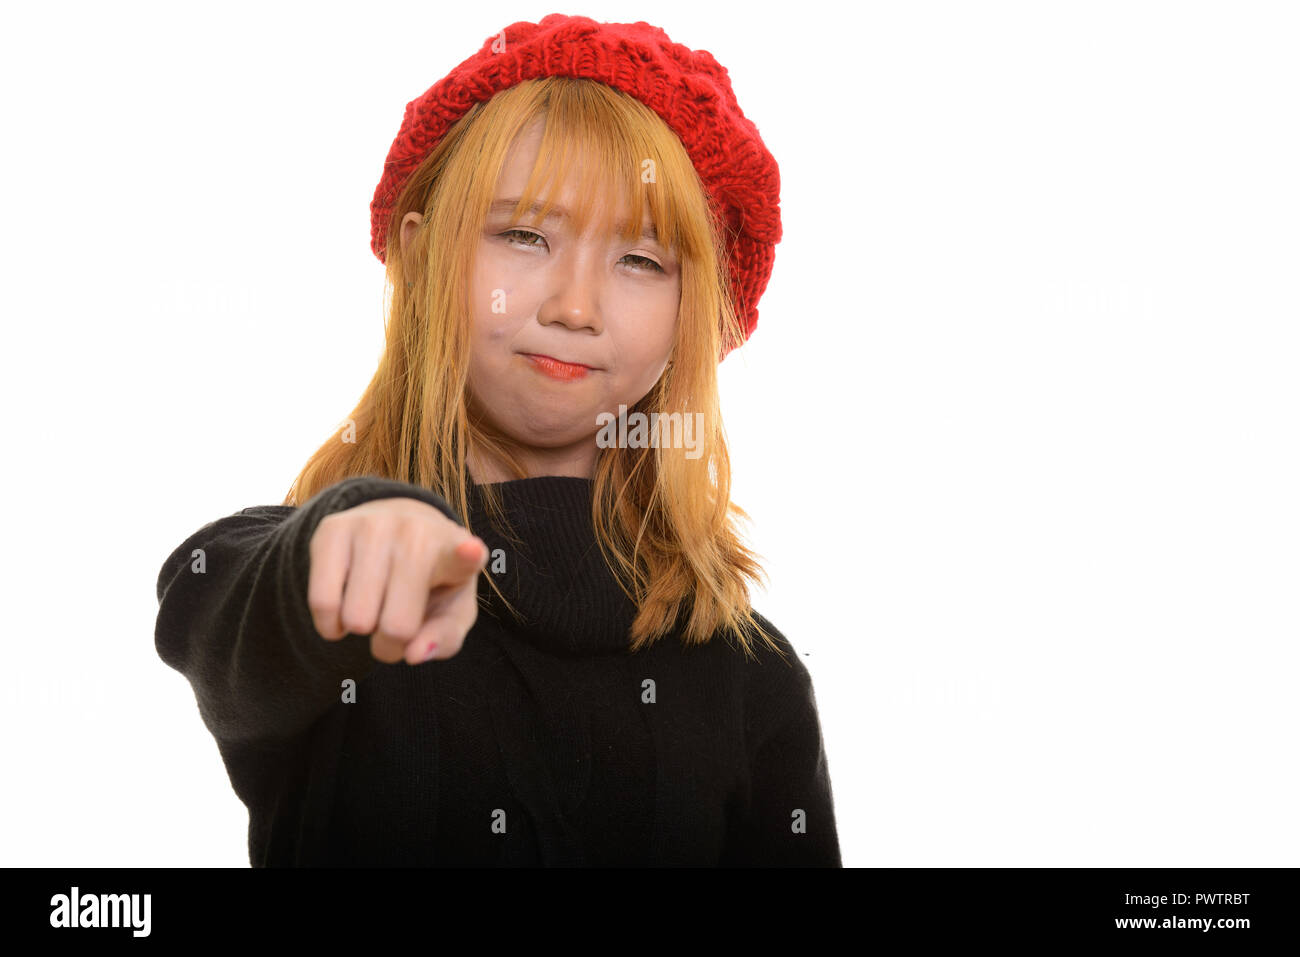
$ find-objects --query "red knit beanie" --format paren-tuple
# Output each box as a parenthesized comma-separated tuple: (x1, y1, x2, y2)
(370, 13, 781, 357)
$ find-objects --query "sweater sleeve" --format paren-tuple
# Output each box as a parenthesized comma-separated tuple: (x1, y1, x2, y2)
(154, 475, 464, 750)
(721, 613, 843, 867)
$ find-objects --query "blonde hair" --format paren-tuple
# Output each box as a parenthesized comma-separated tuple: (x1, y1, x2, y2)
(285, 76, 783, 660)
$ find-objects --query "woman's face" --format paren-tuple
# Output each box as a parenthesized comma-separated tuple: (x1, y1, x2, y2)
(401, 117, 681, 481)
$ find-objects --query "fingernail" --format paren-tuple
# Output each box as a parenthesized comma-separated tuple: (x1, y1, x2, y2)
(421, 641, 439, 662)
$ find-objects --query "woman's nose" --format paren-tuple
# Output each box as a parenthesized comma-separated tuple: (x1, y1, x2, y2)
(538, 248, 603, 333)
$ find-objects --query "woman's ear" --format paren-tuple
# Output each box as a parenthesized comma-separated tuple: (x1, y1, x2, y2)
(400, 212, 424, 256)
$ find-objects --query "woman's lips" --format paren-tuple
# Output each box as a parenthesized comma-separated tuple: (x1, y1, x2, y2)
(523, 353, 592, 382)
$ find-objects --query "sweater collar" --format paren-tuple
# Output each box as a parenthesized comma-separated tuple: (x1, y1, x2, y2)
(466, 475, 639, 656)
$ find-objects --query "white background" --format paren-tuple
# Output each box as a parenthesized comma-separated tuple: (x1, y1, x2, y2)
(1, 0, 1296, 867)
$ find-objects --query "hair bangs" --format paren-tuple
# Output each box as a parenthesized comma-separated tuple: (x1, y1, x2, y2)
(499, 78, 694, 266)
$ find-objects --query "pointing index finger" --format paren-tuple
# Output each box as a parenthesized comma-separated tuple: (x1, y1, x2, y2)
(430, 536, 488, 588)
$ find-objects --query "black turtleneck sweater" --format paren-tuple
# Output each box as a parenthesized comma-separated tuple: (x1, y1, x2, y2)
(154, 475, 842, 866)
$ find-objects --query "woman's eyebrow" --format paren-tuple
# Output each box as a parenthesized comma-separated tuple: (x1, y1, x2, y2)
(489, 197, 660, 242)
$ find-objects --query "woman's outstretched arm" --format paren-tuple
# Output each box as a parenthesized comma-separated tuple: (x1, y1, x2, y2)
(154, 476, 463, 749)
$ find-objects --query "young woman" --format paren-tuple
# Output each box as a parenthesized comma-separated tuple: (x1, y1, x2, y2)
(155, 14, 841, 867)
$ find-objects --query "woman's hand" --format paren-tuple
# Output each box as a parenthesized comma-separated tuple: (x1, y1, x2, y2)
(307, 497, 488, 665)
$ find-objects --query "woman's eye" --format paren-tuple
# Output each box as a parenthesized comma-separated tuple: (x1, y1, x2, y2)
(501, 229, 663, 273)
(621, 254, 664, 273)
(502, 228, 545, 248)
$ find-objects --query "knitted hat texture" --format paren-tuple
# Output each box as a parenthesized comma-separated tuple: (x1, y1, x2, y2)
(370, 13, 780, 355)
